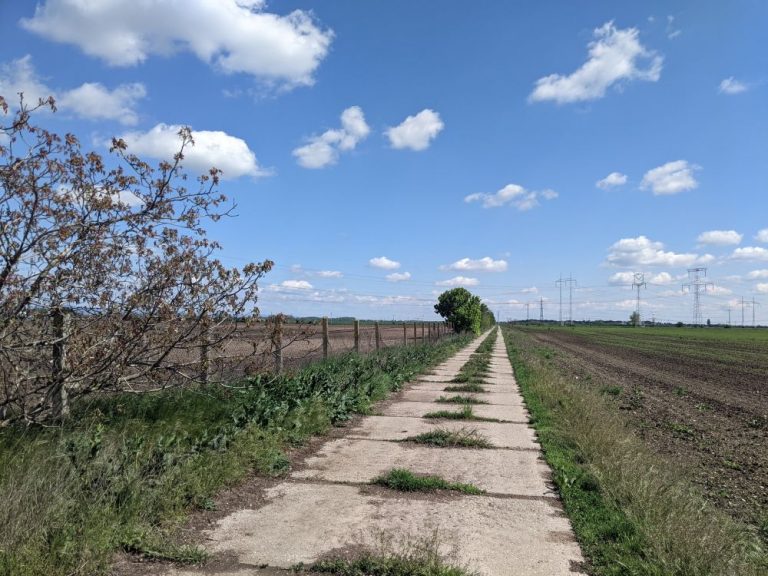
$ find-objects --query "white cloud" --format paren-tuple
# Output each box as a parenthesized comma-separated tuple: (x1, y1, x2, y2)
(120, 123, 265, 179)
(666, 15, 682, 39)
(386, 272, 411, 282)
(606, 235, 708, 268)
(293, 106, 370, 168)
(649, 272, 674, 285)
(0, 55, 146, 125)
(267, 279, 313, 291)
(608, 271, 636, 285)
(596, 171, 628, 190)
(757, 283, 768, 294)
(441, 257, 507, 273)
(755, 229, 768, 243)
(465, 184, 557, 211)
(529, 21, 662, 104)
(385, 109, 444, 151)
(640, 160, 699, 195)
(747, 270, 768, 280)
(719, 77, 748, 95)
(369, 256, 400, 270)
(315, 270, 343, 278)
(21, 0, 333, 89)
(436, 276, 479, 287)
(697, 230, 742, 246)
(732, 247, 768, 261)
(521, 286, 538, 294)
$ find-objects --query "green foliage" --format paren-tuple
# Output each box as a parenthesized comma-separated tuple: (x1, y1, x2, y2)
(372, 468, 485, 494)
(423, 406, 502, 422)
(443, 383, 486, 393)
(434, 288, 495, 334)
(0, 335, 472, 576)
(404, 428, 492, 449)
(435, 395, 488, 405)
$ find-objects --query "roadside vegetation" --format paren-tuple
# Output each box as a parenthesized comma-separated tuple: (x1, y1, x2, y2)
(404, 427, 492, 449)
(0, 336, 470, 576)
(372, 468, 485, 494)
(450, 330, 496, 384)
(423, 406, 502, 423)
(503, 326, 767, 576)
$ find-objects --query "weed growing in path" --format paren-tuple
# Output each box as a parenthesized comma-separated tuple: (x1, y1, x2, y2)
(423, 406, 502, 423)
(444, 383, 487, 393)
(372, 468, 485, 495)
(404, 427, 492, 448)
(435, 395, 488, 405)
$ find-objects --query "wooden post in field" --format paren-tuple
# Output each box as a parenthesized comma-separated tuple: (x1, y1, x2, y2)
(421, 322, 425, 342)
(403, 323, 407, 345)
(51, 307, 70, 420)
(200, 313, 211, 385)
(272, 314, 283, 374)
(375, 321, 381, 350)
(322, 316, 329, 359)
(354, 319, 360, 353)
(413, 322, 417, 342)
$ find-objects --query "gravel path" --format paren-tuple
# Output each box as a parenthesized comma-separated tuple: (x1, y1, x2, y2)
(161, 328, 584, 575)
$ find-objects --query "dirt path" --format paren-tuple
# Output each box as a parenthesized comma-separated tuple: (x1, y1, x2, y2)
(151, 329, 584, 575)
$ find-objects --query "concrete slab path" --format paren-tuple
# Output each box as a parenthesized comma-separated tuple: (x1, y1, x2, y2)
(160, 328, 584, 575)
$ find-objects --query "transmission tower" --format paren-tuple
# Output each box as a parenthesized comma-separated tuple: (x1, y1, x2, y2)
(556, 274, 577, 325)
(748, 297, 761, 327)
(525, 302, 530, 323)
(539, 297, 544, 322)
(682, 267, 713, 326)
(632, 273, 647, 324)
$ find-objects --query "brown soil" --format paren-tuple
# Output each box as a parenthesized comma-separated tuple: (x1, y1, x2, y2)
(521, 327, 768, 535)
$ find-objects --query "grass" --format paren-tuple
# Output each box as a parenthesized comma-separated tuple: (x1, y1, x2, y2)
(435, 395, 488, 405)
(503, 326, 767, 576)
(450, 330, 497, 384)
(404, 427, 493, 449)
(0, 335, 472, 576)
(443, 383, 486, 393)
(422, 406, 502, 423)
(372, 468, 485, 494)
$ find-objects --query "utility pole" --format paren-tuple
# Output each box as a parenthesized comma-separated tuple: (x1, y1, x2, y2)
(741, 296, 746, 327)
(682, 267, 713, 326)
(632, 272, 647, 325)
(556, 274, 577, 325)
(751, 297, 760, 327)
(539, 297, 544, 322)
(727, 305, 731, 326)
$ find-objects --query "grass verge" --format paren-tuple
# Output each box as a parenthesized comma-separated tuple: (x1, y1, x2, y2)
(0, 335, 472, 576)
(503, 326, 767, 576)
(435, 395, 488, 405)
(372, 468, 485, 495)
(404, 427, 492, 449)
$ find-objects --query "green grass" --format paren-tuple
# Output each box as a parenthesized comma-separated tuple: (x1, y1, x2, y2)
(503, 326, 767, 576)
(404, 427, 492, 449)
(0, 335, 472, 576)
(435, 395, 488, 405)
(422, 406, 502, 423)
(450, 330, 497, 384)
(443, 383, 486, 393)
(372, 468, 485, 494)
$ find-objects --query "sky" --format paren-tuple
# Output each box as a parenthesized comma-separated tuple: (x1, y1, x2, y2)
(1, 0, 767, 324)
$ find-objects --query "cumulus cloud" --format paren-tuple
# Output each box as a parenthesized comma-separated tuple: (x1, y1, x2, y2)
(719, 77, 748, 95)
(649, 272, 674, 284)
(21, 0, 333, 89)
(386, 272, 411, 282)
(755, 229, 768, 243)
(747, 269, 768, 280)
(640, 160, 699, 195)
(369, 256, 400, 270)
(606, 235, 710, 268)
(267, 279, 313, 291)
(441, 257, 507, 273)
(464, 184, 558, 211)
(293, 106, 370, 168)
(120, 123, 266, 179)
(436, 276, 479, 287)
(529, 21, 662, 104)
(608, 271, 636, 285)
(732, 247, 768, 261)
(596, 171, 628, 190)
(314, 270, 343, 278)
(757, 283, 768, 294)
(385, 109, 444, 151)
(0, 55, 146, 125)
(697, 230, 742, 246)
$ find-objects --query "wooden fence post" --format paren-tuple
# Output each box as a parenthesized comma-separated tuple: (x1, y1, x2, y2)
(354, 319, 360, 353)
(200, 314, 211, 385)
(375, 321, 381, 350)
(51, 307, 70, 420)
(421, 322, 425, 342)
(413, 322, 417, 343)
(272, 314, 283, 374)
(322, 316, 329, 359)
(403, 323, 407, 345)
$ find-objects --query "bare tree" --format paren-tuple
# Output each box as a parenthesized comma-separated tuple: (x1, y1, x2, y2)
(0, 95, 272, 425)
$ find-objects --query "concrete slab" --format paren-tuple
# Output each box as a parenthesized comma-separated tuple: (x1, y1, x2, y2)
(380, 401, 529, 422)
(399, 389, 526, 406)
(291, 438, 551, 496)
(189, 482, 581, 576)
(346, 415, 539, 450)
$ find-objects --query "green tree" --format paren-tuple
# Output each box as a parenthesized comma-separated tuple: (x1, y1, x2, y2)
(479, 302, 496, 331)
(434, 288, 483, 334)
(630, 311, 640, 326)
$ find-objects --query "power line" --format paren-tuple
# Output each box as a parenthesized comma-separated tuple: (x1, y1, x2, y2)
(555, 274, 577, 325)
(682, 267, 713, 326)
(632, 272, 647, 324)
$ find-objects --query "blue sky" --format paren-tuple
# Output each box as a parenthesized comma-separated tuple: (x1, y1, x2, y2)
(2, 1, 767, 323)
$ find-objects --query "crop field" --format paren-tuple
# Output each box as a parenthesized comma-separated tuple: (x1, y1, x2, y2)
(516, 325, 768, 538)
